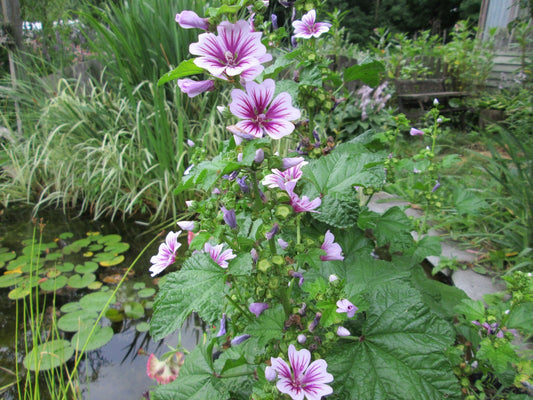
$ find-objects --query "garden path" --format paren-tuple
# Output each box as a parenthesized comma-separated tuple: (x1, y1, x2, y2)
(367, 191, 506, 301)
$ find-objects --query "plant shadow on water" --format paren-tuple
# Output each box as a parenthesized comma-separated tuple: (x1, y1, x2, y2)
(0, 206, 203, 400)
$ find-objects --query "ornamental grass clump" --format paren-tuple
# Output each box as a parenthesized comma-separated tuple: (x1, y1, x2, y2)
(144, 2, 533, 399)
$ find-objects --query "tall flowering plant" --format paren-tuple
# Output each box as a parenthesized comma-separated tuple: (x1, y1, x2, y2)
(146, 2, 473, 400)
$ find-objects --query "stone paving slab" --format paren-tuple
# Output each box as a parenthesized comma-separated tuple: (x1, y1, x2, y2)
(366, 191, 505, 301)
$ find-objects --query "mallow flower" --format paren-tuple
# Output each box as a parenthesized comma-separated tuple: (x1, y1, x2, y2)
(205, 242, 236, 268)
(146, 352, 184, 385)
(189, 20, 271, 81)
(266, 344, 333, 400)
(292, 9, 331, 39)
(320, 230, 344, 261)
(262, 162, 307, 190)
(249, 302, 269, 317)
(149, 231, 181, 277)
(336, 299, 358, 318)
(229, 79, 300, 139)
(285, 181, 321, 213)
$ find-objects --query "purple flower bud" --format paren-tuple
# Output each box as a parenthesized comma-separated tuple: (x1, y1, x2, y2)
(249, 302, 269, 317)
(221, 207, 237, 229)
(237, 176, 250, 194)
(289, 270, 304, 287)
(297, 334, 307, 344)
(278, 238, 289, 249)
(291, 35, 297, 48)
(437, 117, 443, 124)
(432, 180, 441, 192)
(409, 127, 424, 136)
(271, 14, 278, 30)
(223, 171, 239, 181)
(237, 153, 243, 162)
(254, 149, 264, 164)
(187, 139, 195, 147)
(177, 79, 215, 98)
(308, 312, 321, 333)
(250, 248, 259, 264)
(177, 220, 195, 231)
(231, 334, 251, 346)
(282, 157, 306, 169)
(312, 130, 320, 142)
(336, 326, 350, 337)
(265, 223, 280, 240)
(433, 98, 439, 106)
(175, 10, 209, 30)
(298, 302, 307, 316)
(329, 274, 338, 282)
(265, 366, 277, 381)
(216, 313, 227, 337)
(496, 330, 504, 339)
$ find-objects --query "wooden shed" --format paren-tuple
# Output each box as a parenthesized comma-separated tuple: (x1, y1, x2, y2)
(478, 0, 531, 88)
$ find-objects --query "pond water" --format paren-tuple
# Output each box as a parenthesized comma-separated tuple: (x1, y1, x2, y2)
(0, 206, 202, 400)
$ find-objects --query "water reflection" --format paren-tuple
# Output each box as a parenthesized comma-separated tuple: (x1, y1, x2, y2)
(0, 207, 204, 400)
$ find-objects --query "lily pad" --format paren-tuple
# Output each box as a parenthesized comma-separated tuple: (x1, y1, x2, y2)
(0, 272, 23, 288)
(71, 326, 113, 352)
(62, 243, 82, 255)
(67, 273, 96, 289)
(57, 310, 97, 332)
(99, 255, 125, 267)
(136, 322, 150, 332)
(46, 269, 62, 278)
(124, 301, 144, 319)
(8, 285, 32, 300)
(88, 244, 103, 252)
(75, 262, 98, 274)
(97, 234, 122, 245)
(83, 251, 93, 257)
(133, 282, 146, 290)
(40, 275, 68, 292)
(79, 291, 116, 313)
(105, 308, 124, 322)
(104, 242, 130, 254)
(72, 238, 91, 248)
(137, 288, 156, 298)
(0, 251, 16, 265)
(45, 252, 63, 261)
(61, 302, 82, 313)
(59, 232, 74, 240)
(56, 262, 75, 272)
(88, 281, 103, 290)
(23, 340, 74, 371)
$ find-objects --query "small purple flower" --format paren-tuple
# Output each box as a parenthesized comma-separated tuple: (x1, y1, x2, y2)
(292, 9, 331, 39)
(249, 302, 269, 317)
(262, 162, 307, 191)
(278, 238, 289, 250)
(320, 230, 344, 261)
(432, 180, 441, 192)
(217, 313, 227, 337)
(329, 274, 338, 282)
(175, 10, 209, 30)
(189, 20, 271, 80)
(221, 207, 237, 229)
(410, 127, 424, 136)
(177, 79, 215, 98)
(285, 182, 321, 213)
(336, 326, 351, 337)
(229, 79, 300, 140)
(176, 220, 195, 231)
(149, 231, 182, 277)
(265, 223, 280, 240)
(205, 243, 236, 268)
(266, 344, 333, 400)
(187, 139, 195, 147)
(289, 270, 304, 287)
(237, 175, 250, 193)
(251, 248, 259, 263)
(336, 299, 358, 318)
(297, 334, 307, 344)
(231, 334, 251, 346)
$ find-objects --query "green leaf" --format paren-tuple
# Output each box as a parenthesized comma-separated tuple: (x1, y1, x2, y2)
(57, 310, 98, 332)
(506, 302, 533, 333)
(344, 58, 385, 87)
(158, 59, 205, 86)
(410, 235, 442, 263)
(174, 157, 240, 195)
(137, 288, 156, 298)
(71, 326, 113, 352)
(23, 340, 74, 371)
(67, 273, 96, 289)
(454, 298, 486, 322)
(327, 283, 460, 400)
(477, 337, 519, 374)
(40, 275, 68, 292)
(150, 253, 227, 341)
(207, 3, 242, 17)
(151, 340, 226, 400)
(245, 304, 285, 347)
(79, 291, 116, 313)
(358, 207, 414, 252)
(0, 273, 23, 288)
(228, 253, 253, 276)
(124, 301, 144, 319)
(263, 54, 296, 79)
(311, 192, 360, 228)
